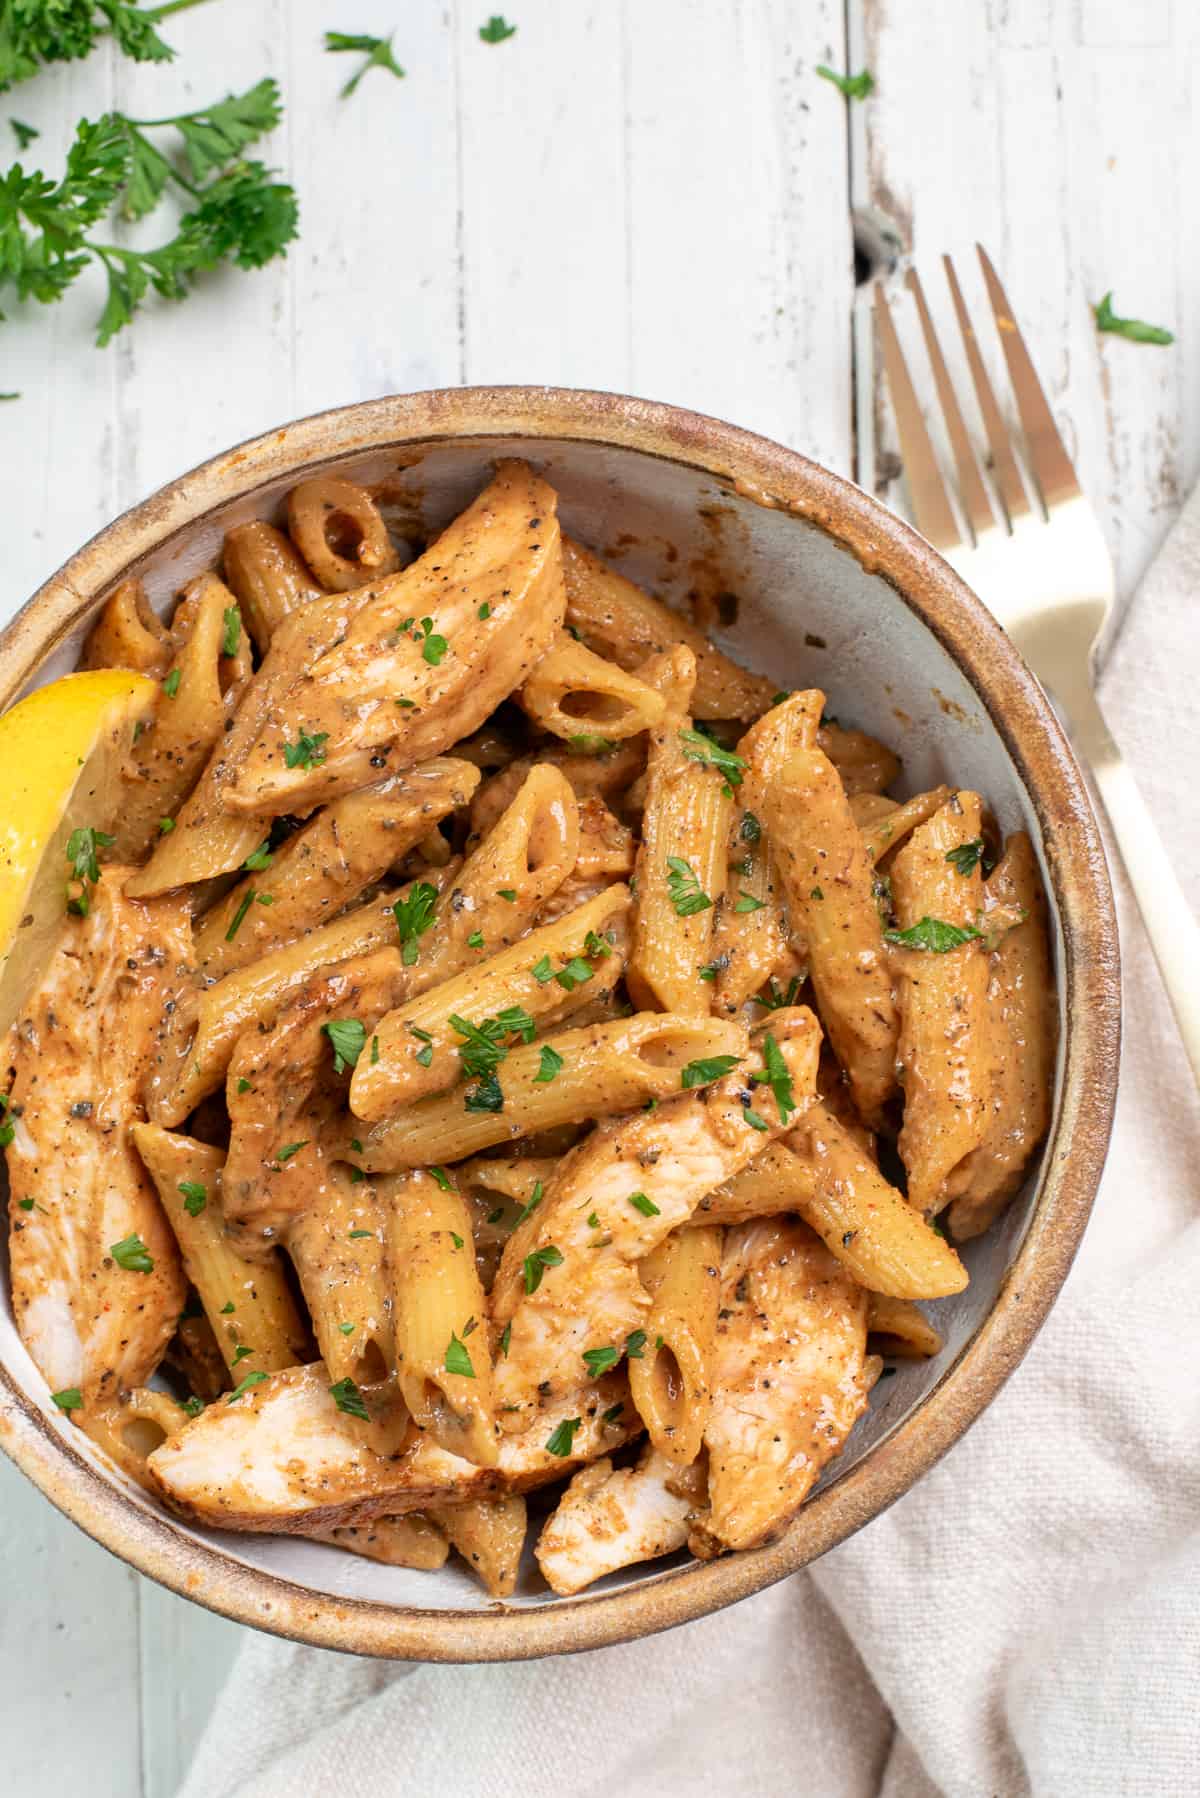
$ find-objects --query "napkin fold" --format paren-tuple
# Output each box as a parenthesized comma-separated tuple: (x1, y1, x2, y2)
(180, 487, 1200, 1798)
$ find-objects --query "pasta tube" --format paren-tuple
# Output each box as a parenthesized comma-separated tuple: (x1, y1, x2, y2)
(519, 631, 668, 740)
(865, 1293, 944, 1359)
(312, 1514, 449, 1569)
(351, 1013, 748, 1172)
(629, 1225, 722, 1465)
(351, 883, 630, 1118)
(82, 576, 170, 677)
(287, 476, 402, 591)
(855, 785, 953, 865)
(222, 519, 325, 651)
(194, 758, 480, 977)
(131, 1124, 310, 1376)
(286, 1168, 394, 1385)
(469, 740, 645, 839)
(428, 1495, 527, 1598)
(759, 690, 899, 1121)
(380, 1171, 497, 1467)
(628, 648, 734, 1018)
(949, 831, 1057, 1240)
(710, 791, 793, 1016)
(890, 791, 993, 1213)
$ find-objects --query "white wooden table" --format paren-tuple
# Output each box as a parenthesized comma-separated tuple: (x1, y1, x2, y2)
(1, 2, 1193, 1791)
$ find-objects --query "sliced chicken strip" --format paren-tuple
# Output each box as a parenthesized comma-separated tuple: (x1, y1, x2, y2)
(536, 1446, 703, 1595)
(696, 1218, 869, 1554)
(147, 1362, 639, 1533)
(5, 871, 190, 1406)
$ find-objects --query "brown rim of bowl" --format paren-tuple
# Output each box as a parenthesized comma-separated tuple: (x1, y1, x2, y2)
(0, 387, 1119, 1662)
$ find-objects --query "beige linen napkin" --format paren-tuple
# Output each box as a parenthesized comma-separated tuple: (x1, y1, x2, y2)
(179, 488, 1200, 1798)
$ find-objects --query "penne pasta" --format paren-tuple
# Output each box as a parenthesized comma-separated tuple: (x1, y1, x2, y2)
(131, 1123, 310, 1377)
(519, 630, 669, 740)
(562, 536, 776, 721)
(760, 691, 899, 1122)
(696, 1104, 968, 1300)
(890, 791, 993, 1214)
(629, 1225, 722, 1465)
(80, 1387, 195, 1493)
(312, 1513, 449, 1570)
(285, 1167, 393, 1385)
(865, 1293, 944, 1359)
(287, 475, 402, 591)
(948, 831, 1057, 1240)
(379, 1171, 498, 1467)
(710, 789, 794, 1017)
(351, 1012, 748, 1173)
(82, 576, 170, 677)
(428, 1494, 527, 1598)
(817, 721, 901, 796)
(222, 519, 325, 651)
(193, 758, 480, 978)
(469, 740, 645, 840)
(628, 648, 733, 1018)
(351, 883, 630, 1118)
(856, 785, 954, 865)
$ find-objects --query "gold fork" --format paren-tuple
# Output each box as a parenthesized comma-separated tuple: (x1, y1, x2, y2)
(875, 247, 1200, 1087)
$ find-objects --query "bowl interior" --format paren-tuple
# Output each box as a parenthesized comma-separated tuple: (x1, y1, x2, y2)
(0, 428, 1066, 1625)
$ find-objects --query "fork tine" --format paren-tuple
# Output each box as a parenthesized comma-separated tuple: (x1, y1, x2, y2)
(873, 283, 961, 552)
(943, 254, 1031, 526)
(976, 244, 1081, 510)
(905, 268, 997, 544)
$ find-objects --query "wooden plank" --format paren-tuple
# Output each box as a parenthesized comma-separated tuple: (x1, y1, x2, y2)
(853, 0, 1200, 604)
(139, 1584, 244, 1798)
(624, 0, 853, 471)
(0, 1456, 142, 1795)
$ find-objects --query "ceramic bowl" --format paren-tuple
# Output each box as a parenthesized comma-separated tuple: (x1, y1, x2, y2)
(0, 388, 1120, 1660)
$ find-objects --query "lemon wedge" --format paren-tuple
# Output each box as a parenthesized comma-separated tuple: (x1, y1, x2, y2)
(0, 670, 158, 1035)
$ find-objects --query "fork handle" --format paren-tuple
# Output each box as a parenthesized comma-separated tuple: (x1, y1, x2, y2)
(1070, 684, 1200, 1089)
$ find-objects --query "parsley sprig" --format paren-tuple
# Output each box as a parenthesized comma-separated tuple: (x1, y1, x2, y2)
(324, 31, 405, 98)
(1094, 292, 1173, 346)
(0, 0, 214, 93)
(665, 857, 711, 918)
(1, 83, 299, 344)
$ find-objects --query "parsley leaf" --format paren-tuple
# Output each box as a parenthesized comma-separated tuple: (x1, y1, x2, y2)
(678, 726, 746, 794)
(761, 1031, 795, 1124)
(680, 1054, 741, 1089)
(545, 1415, 581, 1457)
(323, 1017, 367, 1074)
(1094, 292, 1174, 346)
(531, 955, 554, 983)
(666, 856, 711, 918)
(582, 1345, 619, 1378)
(534, 1044, 563, 1084)
(224, 888, 255, 941)
(428, 1165, 454, 1191)
(329, 1376, 370, 1420)
(885, 916, 984, 953)
(110, 1232, 153, 1272)
(566, 732, 615, 754)
(243, 839, 273, 871)
(219, 605, 242, 656)
(52, 1387, 82, 1412)
(0, 1, 207, 93)
(227, 1370, 268, 1404)
(742, 1105, 769, 1131)
(755, 974, 801, 1011)
(522, 1244, 564, 1294)
(11, 120, 37, 150)
(282, 728, 328, 770)
(177, 1181, 207, 1217)
(739, 810, 761, 844)
(515, 1180, 544, 1223)
(627, 1190, 660, 1217)
(465, 1071, 504, 1112)
(479, 14, 518, 42)
(735, 890, 765, 913)
(393, 881, 438, 965)
(65, 824, 114, 915)
(444, 1333, 475, 1378)
(325, 31, 405, 99)
(275, 1140, 308, 1163)
(553, 955, 593, 991)
(945, 838, 985, 877)
(624, 1328, 647, 1359)
(816, 64, 875, 100)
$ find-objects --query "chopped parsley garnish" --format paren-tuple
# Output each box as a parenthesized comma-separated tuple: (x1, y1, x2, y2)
(236, 1078, 252, 1094)
(178, 1181, 207, 1217)
(410, 1025, 434, 1067)
(681, 1054, 741, 1089)
(393, 880, 438, 965)
(678, 727, 746, 795)
(740, 811, 761, 844)
(451, 1232, 464, 1250)
(52, 1387, 82, 1412)
(567, 733, 615, 754)
(582, 1345, 620, 1378)
(158, 816, 175, 834)
(478, 602, 491, 620)
(815, 64, 875, 100)
(450, 1007, 534, 1080)
(282, 729, 328, 770)
(479, 13, 518, 41)
(735, 890, 765, 913)
(110, 1233, 153, 1272)
(322, 1017, 367, 1074)
(444, 1333, 475, 1378)
(625, 1328, 647, 1359)
(531, 955, 555, 983)
(666, 856, 711, 917)
(534, 1045, 563, 1084)
(220, 1301, 235, 1315)
(698, 963, 718, 982)
(467, 929, 485, 948)
(162, 667, 181, 698)
(760, 1031, 795, 1124)
(227, 1371, 268, 1404)
(1094, 292, 1174, 346)
(419, 617, 449, 664)
(465, 1071, 503, 1112)
(885, 916, 984, 953)
(329, 1376, 369, 1420)
(499, 1321, 512, 1357)
(586, 1211, 600, 1228)
(742, 1105, 769, 1131)
(583, 930, 612, 959)
(602, 1402, 625, 1425)
(221, 606, 242, 657)
(183, 1396, 205, 1418)
(810, 885, 824, 901)
(515, 1180, 544, 1223)
(496, 887, 518, 902)
(325, 30, 405, 98)
(231, 1345, 253, 1365)
(627, 1190, 660, 1217)
(371, 1034, 380, 1064)
(66, 825, 115, 916)
(945, 838, 985, 877)
(275, 1140, 308, 1163)
(545, 1416, 581, 1457)
(553, 956, 593, 991)
(348, 1229, 374, 1240)
(243, 839, 273, 871)
(522, 1244, 564, 1294)
(339, 1321, 356, 1335)
(429, 1165, 454, 1190)
(755, 974, 801, 1011)
(486, 1206, 506, 1225)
